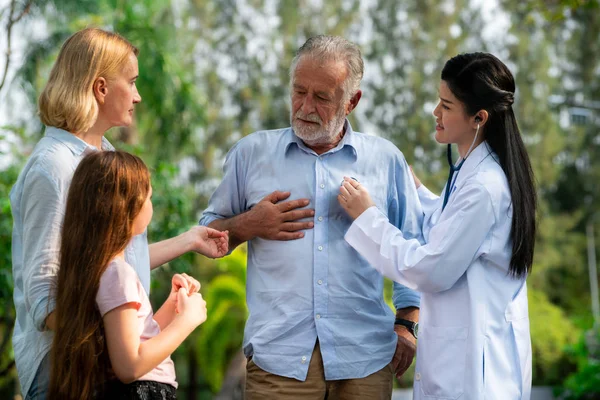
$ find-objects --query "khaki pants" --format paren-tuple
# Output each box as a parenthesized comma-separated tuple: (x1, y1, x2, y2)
(245, 341, 394, 400)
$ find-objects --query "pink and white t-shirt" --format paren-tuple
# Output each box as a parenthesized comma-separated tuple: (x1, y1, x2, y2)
(96, 257, 177, 388)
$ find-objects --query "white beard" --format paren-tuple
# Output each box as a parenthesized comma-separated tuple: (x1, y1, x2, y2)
(291, 107, 347, 146)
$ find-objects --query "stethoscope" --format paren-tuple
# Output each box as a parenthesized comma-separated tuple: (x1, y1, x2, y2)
(441, 122, 480, 211)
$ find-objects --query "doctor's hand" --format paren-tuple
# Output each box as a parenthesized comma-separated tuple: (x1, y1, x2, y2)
(409, 166, 422, 189)
(392, 325, 417, 379)
(338, 177, 375, 220)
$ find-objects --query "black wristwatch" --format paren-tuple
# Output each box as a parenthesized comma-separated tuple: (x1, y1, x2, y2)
(395, 318, 419, 339)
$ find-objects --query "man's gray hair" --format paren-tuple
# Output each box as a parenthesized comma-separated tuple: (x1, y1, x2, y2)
(290, 35, 364, 100)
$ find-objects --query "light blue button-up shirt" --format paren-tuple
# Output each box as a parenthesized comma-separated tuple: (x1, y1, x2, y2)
(200, 121, 422, 381)
(10, 126, 151, 396)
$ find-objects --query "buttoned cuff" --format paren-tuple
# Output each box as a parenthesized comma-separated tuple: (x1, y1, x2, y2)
(393, 283, 421, 310)
(198, 214, 223, 227)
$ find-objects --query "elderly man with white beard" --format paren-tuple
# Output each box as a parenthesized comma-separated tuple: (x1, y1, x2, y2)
(200, 35, 422, 400)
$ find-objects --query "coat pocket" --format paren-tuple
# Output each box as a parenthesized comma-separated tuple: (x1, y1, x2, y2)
(419, 325, 468, 399)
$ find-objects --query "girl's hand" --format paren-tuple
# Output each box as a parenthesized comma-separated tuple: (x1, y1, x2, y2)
(409, 166, 422, 189)
(167, 273, 201, 304)
(176, 288, 207, 327)
(185, 226, 229, 258)
(338, 177, 376, 220)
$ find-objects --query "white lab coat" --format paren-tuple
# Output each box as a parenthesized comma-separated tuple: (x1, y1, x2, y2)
(345, 142, 532, 400)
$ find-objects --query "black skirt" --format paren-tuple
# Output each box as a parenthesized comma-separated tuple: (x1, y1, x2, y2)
(98, 380, 177, 400)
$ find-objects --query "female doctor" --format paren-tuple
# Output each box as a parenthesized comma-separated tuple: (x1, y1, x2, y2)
(338, 52, 536, 400)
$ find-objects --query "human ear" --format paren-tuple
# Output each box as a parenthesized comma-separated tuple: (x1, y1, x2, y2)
(93, 77, 108, 104)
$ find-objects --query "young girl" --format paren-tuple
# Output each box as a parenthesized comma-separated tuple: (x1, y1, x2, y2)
(48, 151, 228, 400)
(339, 53, 536, 399)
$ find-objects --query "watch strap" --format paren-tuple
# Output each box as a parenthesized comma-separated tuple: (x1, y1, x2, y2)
(394, 318, 417, 339)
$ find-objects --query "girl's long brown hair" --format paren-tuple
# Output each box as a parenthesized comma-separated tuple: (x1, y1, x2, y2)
(49, 151, 150, 400)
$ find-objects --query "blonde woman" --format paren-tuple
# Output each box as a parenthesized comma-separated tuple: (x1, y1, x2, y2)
(10, 28, 228, 399)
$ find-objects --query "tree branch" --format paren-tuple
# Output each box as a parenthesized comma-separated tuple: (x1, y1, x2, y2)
(12, 0, 31, 24)
(0, 0, 33, 94)
(0, 0, 17, 94)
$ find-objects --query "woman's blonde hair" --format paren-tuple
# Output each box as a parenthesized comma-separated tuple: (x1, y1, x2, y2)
(39, 28, 138, 134)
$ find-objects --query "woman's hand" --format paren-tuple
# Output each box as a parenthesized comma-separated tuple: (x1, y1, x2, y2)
(185, 226, 229, 258)
(338, 177, 376, 220)
(409, 166, 422, 189)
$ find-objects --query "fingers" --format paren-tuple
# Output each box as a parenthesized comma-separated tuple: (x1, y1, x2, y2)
(282, 208, 315, 222)
(274, 231, 306, 240)
(216, 236, 229, 255)
(205, 227, 228, 238)
(277, 198, 311, 213)
(172, 274, 190, 292)
(339, 185, 351, 199)
(409, 166, 422, 189)
(264, 190, 291, 204)
(280, 221, 314, 232)
(181, 273, 201, 293)
(393, 335, 416, 378)
(343, 176, 361, 190)
(176, 287, 189, 313)
(391, 353, 401, 371)
(396, 352, 411, 377)
(342, 180, 358, 195)
(174, 273, 201, 294)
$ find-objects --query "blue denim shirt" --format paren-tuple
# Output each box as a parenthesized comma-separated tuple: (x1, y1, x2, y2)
(10, 126, 151, 396)
(200, 121, 422, 381)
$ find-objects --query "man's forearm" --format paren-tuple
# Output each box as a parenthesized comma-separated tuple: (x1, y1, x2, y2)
(207, 210, 256, 251)
(396, 306, 419, 322)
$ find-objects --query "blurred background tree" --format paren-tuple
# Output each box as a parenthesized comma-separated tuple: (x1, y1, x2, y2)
(1, 0, 599, 398)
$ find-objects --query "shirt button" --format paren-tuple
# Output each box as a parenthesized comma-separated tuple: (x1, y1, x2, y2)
(415, 372, 421, 381)
(320, 183, 325, 189)
(318, 246, 323, 251)
(301, 356, 307, 364)
(317, 279, 323, 285)
(316, 314, 321, 319)
(318, 216, 324, 222)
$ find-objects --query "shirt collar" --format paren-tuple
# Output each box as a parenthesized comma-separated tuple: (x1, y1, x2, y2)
(45, 126, 115, 155)
(284, 119, 358, 159)
(453, 141, 496, 185)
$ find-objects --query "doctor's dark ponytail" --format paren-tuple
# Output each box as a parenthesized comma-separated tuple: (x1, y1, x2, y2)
(441, 53, 537, 279)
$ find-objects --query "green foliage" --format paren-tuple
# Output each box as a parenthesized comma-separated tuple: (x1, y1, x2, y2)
(521, 0, 599, 22)
(196, 248, 247, 392)
(560, 327, 600, 399)
(0, 165, 18, 390)
(0, 125, 30, 392)
(0, 167, 16, 309)
(528, 289, 579, 384)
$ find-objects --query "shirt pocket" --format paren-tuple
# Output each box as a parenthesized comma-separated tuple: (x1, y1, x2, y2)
(418, 325, 468, 399)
